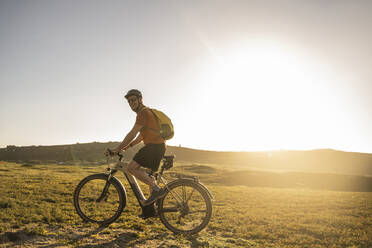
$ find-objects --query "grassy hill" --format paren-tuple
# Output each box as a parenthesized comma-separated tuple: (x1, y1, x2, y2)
(0, 145, 371, 245)
(1, 142, 372, 176)
(0, 161, 371, 247)
(1, 142, 372, 192)
(167, 146, 372, 176)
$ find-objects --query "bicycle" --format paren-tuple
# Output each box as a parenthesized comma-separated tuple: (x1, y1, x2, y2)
(73, 150, 214, 234)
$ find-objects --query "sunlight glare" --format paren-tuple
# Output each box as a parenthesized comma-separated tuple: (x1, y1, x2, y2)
(192, 41, 342, 151)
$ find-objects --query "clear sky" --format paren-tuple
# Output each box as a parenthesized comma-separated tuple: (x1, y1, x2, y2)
(1, 0, 371, 153)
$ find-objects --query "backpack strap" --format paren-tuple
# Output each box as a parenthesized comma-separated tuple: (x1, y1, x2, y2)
(144, 108, 162, 137)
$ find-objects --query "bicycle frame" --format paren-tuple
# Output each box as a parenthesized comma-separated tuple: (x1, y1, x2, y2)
(106, 159, 169, 208)
(102, 154, 214, 211)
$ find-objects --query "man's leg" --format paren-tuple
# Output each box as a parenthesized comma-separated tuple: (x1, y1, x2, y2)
(127, 160, 166, 205)
(127, 160, 159, 190)
(126, 161, 158, 218)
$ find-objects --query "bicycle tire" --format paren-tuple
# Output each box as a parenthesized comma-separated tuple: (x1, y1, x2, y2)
(73, 173, 127, 225)
(158, 179, 212, 234)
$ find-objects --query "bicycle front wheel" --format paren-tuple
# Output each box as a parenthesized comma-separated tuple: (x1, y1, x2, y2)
(158, 179, 212, 234)
(73, 173, 126, 225)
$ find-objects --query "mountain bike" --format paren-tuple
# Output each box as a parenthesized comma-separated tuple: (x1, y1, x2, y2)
(73, 151, 213, 234)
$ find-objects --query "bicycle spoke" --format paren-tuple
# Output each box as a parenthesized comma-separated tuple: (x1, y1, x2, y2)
(182, 185, 187, 203)
(189, 209, 207, 214)
(160, 207, 178, 213)
(166, 186, 184, 204)
(184, 187, 195, 205)
(159, 181, 212, 234)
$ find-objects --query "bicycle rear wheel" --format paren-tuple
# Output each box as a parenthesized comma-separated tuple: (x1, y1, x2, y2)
(158, 179, 212, 234)
(73, 173, 126, 225)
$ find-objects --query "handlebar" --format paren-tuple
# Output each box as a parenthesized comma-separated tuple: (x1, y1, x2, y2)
(106, 148, 123, 161)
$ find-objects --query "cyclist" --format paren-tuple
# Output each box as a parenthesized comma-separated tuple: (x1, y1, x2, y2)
(105, 89, 166, 213)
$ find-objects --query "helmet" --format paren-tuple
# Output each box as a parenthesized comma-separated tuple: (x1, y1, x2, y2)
(125, 89, 142, 99)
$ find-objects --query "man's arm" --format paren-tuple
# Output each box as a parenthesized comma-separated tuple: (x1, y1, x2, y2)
(113, 124, 143, 153)
(130, 134, 143, 147)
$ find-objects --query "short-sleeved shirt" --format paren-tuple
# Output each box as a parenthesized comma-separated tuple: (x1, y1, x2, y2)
(135, 107, 165, 145)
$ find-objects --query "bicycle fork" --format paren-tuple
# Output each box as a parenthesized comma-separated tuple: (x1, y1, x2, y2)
(96, 168, 118, 203)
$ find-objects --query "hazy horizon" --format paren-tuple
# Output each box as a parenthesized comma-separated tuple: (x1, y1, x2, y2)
(3, 140, 372, 155)
(1, 0, 372, 153)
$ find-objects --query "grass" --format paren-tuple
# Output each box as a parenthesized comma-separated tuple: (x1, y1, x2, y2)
(0, 161, 371, 247)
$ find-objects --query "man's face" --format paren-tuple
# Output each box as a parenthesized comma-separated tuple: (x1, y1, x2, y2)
(127, 95, 140, 111)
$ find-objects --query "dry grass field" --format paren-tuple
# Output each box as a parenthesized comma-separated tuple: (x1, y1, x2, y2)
(0, 161, 371, 247)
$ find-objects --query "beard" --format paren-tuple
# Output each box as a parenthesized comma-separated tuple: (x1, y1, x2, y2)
(131, 102, 143, 113)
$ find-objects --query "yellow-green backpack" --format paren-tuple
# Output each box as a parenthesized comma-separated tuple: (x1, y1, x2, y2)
(149, 109, 174, 140)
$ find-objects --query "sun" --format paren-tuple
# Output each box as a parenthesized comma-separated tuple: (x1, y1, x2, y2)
(190, 41, 338, 151)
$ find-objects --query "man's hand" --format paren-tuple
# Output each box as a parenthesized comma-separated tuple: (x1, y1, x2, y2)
(104, 148, 118, 156)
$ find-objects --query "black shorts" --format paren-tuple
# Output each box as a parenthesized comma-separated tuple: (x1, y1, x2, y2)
(133, 143, 166, 171)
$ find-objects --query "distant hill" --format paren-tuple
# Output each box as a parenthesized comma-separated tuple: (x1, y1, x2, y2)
(166, 146, 372, 176)
(1, 142, 372, 176)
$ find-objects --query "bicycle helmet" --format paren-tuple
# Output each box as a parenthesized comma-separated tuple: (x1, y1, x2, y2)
(125, 89, 142, 99)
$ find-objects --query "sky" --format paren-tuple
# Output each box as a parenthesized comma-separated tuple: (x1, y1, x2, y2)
(0, 0, 371, 153)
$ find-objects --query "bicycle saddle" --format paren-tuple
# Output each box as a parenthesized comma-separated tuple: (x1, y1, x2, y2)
(163, 155, 175, 160)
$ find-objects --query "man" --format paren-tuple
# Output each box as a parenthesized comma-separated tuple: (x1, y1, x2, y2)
(106, 89, 166, 209)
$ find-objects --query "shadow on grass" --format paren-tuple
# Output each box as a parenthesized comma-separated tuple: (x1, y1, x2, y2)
(0, 230, 36, 243)
(65, 224, 143, 248)
(73, 230, 173, 248)
(21, 225, 112, 248)
(68, 225, 207, 248)
(185, 234, 210, 248)
(67, 225, 110, 245)
(0, 224, 211, 247)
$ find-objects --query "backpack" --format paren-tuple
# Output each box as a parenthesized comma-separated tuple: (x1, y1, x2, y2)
(149, 108, 174, 140)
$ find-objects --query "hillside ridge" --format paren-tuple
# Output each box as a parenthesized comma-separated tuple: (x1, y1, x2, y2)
(1, 142, 372, 176)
